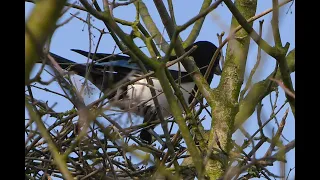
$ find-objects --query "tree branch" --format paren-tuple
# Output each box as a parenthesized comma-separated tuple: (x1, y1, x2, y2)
(178, 0, 223, 36)
(206, 0, 257, 178)
(223, 0, 295, 117)
(234, 49, 295, 130)
(134, 0, 169, 51)
(155, 68, 204, 178)
(79, 0, 159, 69)
(271, 0, 282, 48)
(223, 0, 278, 58)
(184, 0, 213, 46)
(25, 0, 68, 84)
(25, 101, 74, 180)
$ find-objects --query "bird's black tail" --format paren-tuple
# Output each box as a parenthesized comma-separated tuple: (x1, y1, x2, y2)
(71, 49, 131, 62)
(48, 53, 78, 70)
(36, 52, 77, 69)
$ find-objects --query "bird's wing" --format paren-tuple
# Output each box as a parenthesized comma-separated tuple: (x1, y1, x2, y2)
(71, 49, 189, 73)
(48, 50, 195, 91)
(71, 49, 148, 73)
(48, 52, 140, 76)
(95, 60, 141, 71)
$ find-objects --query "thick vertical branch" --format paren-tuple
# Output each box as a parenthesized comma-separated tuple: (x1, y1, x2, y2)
(271, 0, 282, 48)
(224, 0, 295, 116)
(206, 0, 257, 178)
(167, 0, 176, 25)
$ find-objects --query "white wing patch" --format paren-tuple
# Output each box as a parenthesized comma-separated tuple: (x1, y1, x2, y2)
(112, 77, 195, 118)
(167, 62, 187, 72)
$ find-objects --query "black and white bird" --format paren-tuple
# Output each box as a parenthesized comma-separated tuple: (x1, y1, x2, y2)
(43, 41, 222, 144)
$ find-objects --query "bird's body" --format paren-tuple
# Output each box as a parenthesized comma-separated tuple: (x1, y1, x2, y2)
(43, 41, 222, 144)
(112, 76, 195, 117)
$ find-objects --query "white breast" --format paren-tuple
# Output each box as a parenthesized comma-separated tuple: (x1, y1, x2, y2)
(113, 77, 195, 117)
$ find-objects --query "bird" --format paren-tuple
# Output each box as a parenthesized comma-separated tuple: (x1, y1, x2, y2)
(41, 41, 222, 144)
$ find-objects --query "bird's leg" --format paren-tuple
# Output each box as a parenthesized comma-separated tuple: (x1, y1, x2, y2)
(139, 105, 158, 144)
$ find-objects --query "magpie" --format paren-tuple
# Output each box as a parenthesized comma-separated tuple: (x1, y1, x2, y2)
(41, 41, 222, 144)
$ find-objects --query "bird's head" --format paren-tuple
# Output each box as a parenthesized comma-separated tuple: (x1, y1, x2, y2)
(186, 41, 222, 76)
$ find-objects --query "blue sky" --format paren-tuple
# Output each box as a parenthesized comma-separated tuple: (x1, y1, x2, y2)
(26, 0, 295, 179)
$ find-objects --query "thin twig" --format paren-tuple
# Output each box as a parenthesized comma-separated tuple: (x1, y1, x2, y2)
(269, 78, 295, 98)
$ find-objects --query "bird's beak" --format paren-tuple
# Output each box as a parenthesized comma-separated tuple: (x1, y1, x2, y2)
(214, 64, 222, 75)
